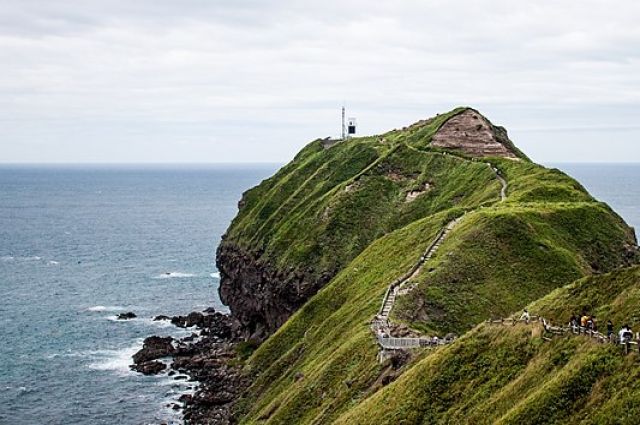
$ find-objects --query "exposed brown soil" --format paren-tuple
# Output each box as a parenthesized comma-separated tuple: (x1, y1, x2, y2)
(431, 110, 518, 158)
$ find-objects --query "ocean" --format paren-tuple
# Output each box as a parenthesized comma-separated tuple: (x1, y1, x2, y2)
(0, 164, 278, 425)
(0, 163, 638, 424)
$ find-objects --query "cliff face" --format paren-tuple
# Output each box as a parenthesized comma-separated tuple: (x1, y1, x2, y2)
(217, 242, 331, 339)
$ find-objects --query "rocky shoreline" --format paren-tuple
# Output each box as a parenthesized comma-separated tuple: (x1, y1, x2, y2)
(130, 309, 249, 424)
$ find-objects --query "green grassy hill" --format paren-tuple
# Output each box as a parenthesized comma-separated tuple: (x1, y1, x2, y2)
(215, 107, 638, 423)
(335, 266, 640, 425)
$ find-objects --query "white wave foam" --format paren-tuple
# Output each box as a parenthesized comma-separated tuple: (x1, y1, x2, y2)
(86, 341, 142, 376)
(17, 386, 32, 395)
(86, 305, 124, 312)
(209, 272, 221, 279)
(45, 351, 85, 359)
(1, 255, 42, 262)
(113, 319, 195, 344)
(153, 272, 196, 279)
(47, 260, 60, 265)
(158, 375, 197, 391)
(137, 317, 174, 328)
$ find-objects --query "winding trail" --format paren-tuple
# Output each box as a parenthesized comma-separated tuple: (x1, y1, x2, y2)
(371, 156, 508, 354)
(490, 164, 508, 202)
(372, 157, 637, 357)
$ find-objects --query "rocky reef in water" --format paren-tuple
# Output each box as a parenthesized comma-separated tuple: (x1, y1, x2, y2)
(130, 310, 248, 424)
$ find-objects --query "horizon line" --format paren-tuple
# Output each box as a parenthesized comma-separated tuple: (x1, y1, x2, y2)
(1, 161, 640, 166)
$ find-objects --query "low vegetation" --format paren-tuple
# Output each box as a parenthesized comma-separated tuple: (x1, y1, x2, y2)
(335, 267, 640, 425)
(221, 107, 637, 424)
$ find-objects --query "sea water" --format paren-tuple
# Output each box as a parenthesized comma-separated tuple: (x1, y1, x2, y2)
(0, 163, 638, 424)
(0, 164, 278, 425)
(551, 163, 640, 233)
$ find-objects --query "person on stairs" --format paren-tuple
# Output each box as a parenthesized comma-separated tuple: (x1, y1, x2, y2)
(590, 316, 598, 332)
(580, 314, 588, 327)
(569, 314, 578, 331)
(619, 325, 633, 344)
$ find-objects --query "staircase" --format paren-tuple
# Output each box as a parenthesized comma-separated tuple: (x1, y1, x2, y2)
(372, 215, 462, 347)
(372, 159, 507, 353)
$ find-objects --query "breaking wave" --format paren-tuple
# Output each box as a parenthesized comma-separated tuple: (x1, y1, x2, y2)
(153, 272, 196, 279)
(86, 305, 125, 312)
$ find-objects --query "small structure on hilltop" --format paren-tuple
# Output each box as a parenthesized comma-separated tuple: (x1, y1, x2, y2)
(341, 106, 357, 140)
(347, 117, 357, 137)
(323, 107, 357, 149)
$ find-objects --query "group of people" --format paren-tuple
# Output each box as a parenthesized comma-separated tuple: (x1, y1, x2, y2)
(518, 309, 638, 348)
(569, 314, 599, 332)
(569, 313, 636, 344)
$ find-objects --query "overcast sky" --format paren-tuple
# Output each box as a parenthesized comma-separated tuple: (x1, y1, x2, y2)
(1, 0, 639, 163)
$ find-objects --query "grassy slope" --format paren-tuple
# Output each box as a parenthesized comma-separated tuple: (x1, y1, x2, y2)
(226, 108, 637, 424)
(335, 266, 640, 425)
(237, 212, 454, 424)
(223, 109, 467, 281)
(393, 169, 634, 335)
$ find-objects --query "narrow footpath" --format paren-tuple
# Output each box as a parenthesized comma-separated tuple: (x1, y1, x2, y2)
(371, 156, 508, 354)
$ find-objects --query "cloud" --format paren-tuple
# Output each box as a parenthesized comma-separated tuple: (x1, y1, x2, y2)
(0, 0, 639, 162)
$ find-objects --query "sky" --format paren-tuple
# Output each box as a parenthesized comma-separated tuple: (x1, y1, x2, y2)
(1, 0, 639, 164)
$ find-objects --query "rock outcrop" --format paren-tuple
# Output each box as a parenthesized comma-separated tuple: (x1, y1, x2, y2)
(132, 311, 247, 423)
(116, 311, 137, 320)
(217, 242, 332, 340)
(431, 109, 519, 158)
(132, 336, 175, 364)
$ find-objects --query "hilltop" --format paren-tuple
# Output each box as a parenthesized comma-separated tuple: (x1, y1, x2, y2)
(204, 107, 638, 424)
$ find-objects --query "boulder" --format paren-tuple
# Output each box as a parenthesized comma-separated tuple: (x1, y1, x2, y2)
(131, 360, 166, 375)
(132, 336, 175, 364)
(171, 312, 205, 328)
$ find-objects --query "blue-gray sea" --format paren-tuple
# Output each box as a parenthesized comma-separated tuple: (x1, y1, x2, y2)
(0, 164, 278, 425)
(0, 163, 637, 424)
